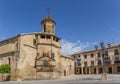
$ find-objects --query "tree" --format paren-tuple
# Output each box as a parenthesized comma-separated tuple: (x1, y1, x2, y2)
(0, 64, 11, 80)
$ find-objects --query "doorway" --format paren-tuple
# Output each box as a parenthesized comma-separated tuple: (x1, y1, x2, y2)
(79, 68, 81, 74)
(99, 68, 103, 74)
(64, 70, 66, 76)
(108, 67, 112, 74)
(94, 68, 96, 74)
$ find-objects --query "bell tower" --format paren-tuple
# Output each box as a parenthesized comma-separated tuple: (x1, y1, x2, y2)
(41, 11, 56, 34)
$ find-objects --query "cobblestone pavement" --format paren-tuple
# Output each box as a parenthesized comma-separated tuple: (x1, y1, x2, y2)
(0, 74, 120, 84)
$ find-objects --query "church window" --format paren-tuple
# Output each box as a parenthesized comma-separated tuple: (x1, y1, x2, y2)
(56, 38, 59, 42)
(53, 37, 56, 41)
(52, 25, 54, 29)
(46, 35, 51, 39)
(41, 35, 45, 39)
(44, 25, 46, 32)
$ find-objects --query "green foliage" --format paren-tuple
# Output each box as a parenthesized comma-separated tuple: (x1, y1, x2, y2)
(0, 64, 11, 74)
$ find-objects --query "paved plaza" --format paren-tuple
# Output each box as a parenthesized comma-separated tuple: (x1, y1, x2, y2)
(0, 74, 120, 84)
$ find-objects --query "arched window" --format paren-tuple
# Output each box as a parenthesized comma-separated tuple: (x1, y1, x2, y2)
(44, 25, 46, 32)
(52, 25, 54, 28)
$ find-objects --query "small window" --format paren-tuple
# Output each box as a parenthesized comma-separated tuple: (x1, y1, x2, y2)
(97, 52, 101, 57)
(98, 60, 102, 65)
(56, 38, 59, 42)
(91, 54, 94, 58)
(44, 25, 46, 32)
(73, 56, 75, 58)
(52, 25, 54, 28)
(91, 61, 94, 66)
(41, 35, 45, 39)
(117, 66, 120, 72)
(114, 49, 119, 55)
(84, 55, 87, 59)
(84, 62, 87, 66)
(46, 35, 51, 39)
(77, 60, 81, 66)
(105, 51, 108, 56)
(53, 37, 56, 41)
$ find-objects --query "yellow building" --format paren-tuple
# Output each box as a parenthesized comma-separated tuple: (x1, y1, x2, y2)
(72, 44, 120, 74)
(0, 15, 74, 81)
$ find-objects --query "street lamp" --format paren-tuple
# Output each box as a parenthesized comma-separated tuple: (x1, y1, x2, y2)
(100, 41, 105, 73)
(95, 41, 108, 80)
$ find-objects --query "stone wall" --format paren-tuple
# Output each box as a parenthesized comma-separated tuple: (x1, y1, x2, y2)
(16, 34, 37, 80)
(60, 56, 74, 76)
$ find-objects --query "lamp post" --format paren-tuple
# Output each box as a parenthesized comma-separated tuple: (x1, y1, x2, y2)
(95, 41, 108, 80)
(100, 41, 105, 73)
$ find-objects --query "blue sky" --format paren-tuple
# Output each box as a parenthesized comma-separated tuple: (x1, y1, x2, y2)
(0, 0, 120, 54)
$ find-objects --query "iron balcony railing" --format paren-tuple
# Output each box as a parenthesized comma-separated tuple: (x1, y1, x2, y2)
(114, 61, 120, 64)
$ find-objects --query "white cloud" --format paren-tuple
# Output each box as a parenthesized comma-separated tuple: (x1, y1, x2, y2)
(61, 39, 89, 55)
(0, 36, 5, 41)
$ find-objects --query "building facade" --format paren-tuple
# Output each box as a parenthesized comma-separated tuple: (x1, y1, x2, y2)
(72, 44, 120, 75)
(0, 15, 74, 80)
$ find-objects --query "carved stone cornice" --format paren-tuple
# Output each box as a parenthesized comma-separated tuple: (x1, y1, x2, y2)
(0, 51, 19, 57)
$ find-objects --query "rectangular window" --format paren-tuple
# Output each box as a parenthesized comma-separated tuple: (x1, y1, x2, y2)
(91, 61, 94, 66)
(84, 62, 87, 66)
(91, 61, 94, 64)
(105, 51, 108, 56)
(77, 59, 81, 66)
(97, 52, 101, 57)
(53, 37, 55, 41)
(98, 60, 102, 65)
(84, 55, 87, 59)
(114, 49, 119, 55)
(91, 54, 94, 58)
(117, 66, 120, 72)
(115, 57, 119, 61)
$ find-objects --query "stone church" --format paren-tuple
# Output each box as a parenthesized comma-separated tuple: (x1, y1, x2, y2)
(0, 15, 74, 80)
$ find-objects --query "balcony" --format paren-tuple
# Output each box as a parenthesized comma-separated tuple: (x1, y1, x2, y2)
(98, 62, 102, 65)
(114, 61, 120, 64)
(76, 63, 81, 66)
(105, 61, 111, 65)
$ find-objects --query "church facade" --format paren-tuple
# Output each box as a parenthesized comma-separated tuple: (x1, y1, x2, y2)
(0, 15, 74, 80)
